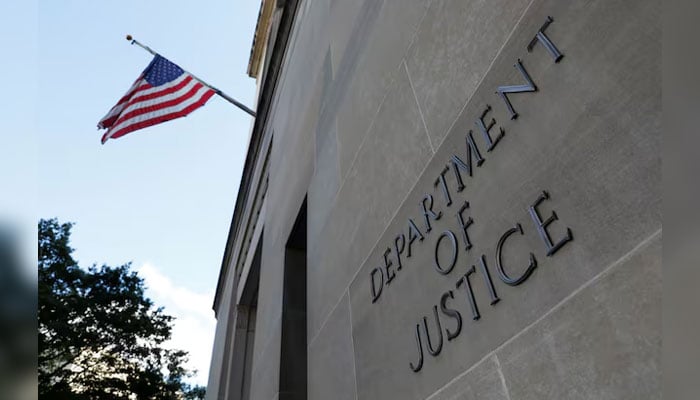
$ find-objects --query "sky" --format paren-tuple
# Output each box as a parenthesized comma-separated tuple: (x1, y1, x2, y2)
(3, 0, 261, 386)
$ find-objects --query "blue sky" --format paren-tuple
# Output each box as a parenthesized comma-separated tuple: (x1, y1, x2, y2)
(4, 0, 261, 385)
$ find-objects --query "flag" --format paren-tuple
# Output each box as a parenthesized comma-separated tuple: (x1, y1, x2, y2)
(98, 55, 216, 144)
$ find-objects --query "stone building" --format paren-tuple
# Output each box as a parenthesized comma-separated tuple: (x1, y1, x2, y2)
(205, 0, 660, 399)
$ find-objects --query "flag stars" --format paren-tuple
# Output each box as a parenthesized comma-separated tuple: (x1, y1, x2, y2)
(144, 55, 184, 86)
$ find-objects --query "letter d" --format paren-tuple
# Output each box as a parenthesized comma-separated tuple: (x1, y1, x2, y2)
(370, 267, 385, 303)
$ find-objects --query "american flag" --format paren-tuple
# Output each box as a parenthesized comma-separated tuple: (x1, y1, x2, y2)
(98, 55, 216, 144)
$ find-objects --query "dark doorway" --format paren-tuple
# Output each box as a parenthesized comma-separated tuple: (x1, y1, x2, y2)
(224, 237, 262, 400)
(279, 199, 307, 400)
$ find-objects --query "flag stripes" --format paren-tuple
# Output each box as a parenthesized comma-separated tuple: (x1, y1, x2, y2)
(97, 55, 216, 143)
(102, 83, 215, 143)
(98, 78, 146, 129)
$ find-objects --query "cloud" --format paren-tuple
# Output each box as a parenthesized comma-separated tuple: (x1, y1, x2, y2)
(137, 263, 216, 386)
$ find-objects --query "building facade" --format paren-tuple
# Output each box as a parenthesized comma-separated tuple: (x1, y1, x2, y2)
(206, 0, 661, 399)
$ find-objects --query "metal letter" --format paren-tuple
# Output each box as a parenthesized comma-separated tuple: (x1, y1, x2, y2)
(434, 166, 453, 207)
(495, 223, 538, 286)
(407, 218, 424, 257)
(496, 60, 537, 120)
(370, 267, 384, 303)
(477, 255, 500, 305)
(457, 266, 480, 320)
(528, 190, 573, 256)
(383, 247, 396, 285)
(394, 233, 405, 270)
(409, 323, 424, 372)
(527, 16, 564, 63)
(455, 201, 474, 251)
(434, 230, 458, 275)
(421, 194, 442, 233)
(440, 290, 463, 341)
(423, 305, 443, 356)
(450, 130, 485, 191)
(475, 105, 505, 151)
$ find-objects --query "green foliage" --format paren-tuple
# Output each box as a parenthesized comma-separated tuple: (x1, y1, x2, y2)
(38, 218, 206, 399)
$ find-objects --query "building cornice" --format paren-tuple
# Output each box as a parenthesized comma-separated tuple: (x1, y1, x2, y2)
(247, 0, 275, 78)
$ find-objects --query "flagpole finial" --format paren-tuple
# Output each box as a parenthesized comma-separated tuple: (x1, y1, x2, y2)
(126, 34, 133, 41)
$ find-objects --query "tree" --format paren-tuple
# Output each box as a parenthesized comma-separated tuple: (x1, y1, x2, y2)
(38, 218, 206, 399)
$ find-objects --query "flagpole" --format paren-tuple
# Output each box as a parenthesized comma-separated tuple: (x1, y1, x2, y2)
(126, 35, 257, 118)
